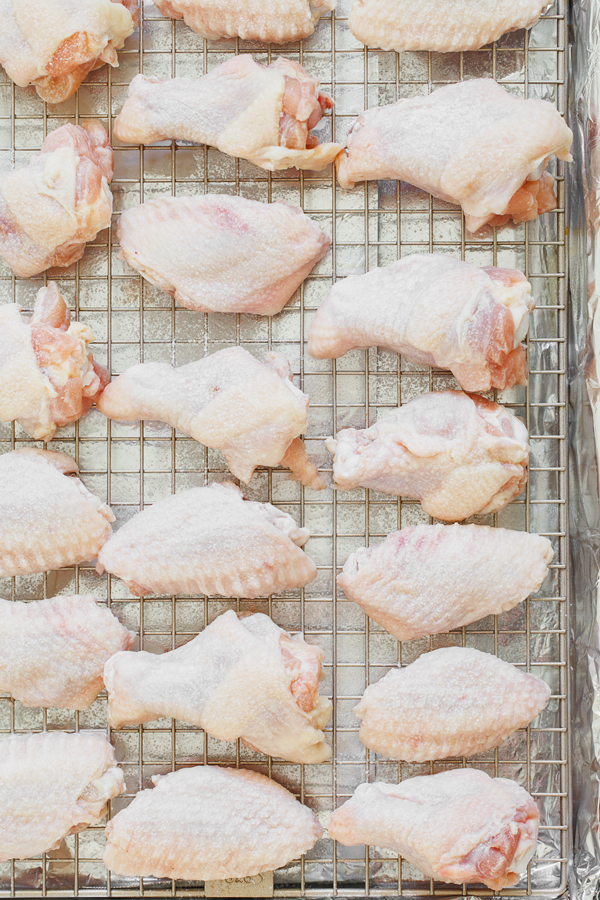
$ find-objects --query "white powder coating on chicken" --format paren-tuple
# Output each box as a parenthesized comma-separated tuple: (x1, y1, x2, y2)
(104, 765, 322, 879)
(349, 0, 548, 53)
(96, 481, 316, 597)
(308, 254, 534, 391)
(0, 122, 113, 277)
(0, 595, 134, 710)
(326, 391, 530, 521)
(105, 609, 332, 763)
(117, 194, 330, 315)
(336, 79, 573, 232)
(338, 523, 553, 641)
(0, 449, 114, 577)
(328, 768, 540, 891)
(0, 283, 107, 441)
(113, 55, 342, 171)
(153, 0, 336, 42)
(355, 646, 551, 760)
(0, 0, 137, 102)
(97, 347, 324, 488)
(0, 731, 124, 861)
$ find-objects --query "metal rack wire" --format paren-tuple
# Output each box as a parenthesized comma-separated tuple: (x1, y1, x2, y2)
(0, 0, 569, 896)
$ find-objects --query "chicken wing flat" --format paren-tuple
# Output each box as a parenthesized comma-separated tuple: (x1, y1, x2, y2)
(105, 609, 331, 763)
(355, 647, 551, 760)
(96, 481, 316, 597)
(153, 0, 336, 42)
(0, 731, 124, 861)
(0, 0, 138, 103)
(97, 347, 324, 488)
(326, 391, 529, 521)
(0, 449, 114, 576)
(336, 79, 572, 233)
(0, 122, 113, 278)
(113, 55, 342, 171)
(0, 595, 134, 710)
(104, 765, 322, 879)
(328, 768, 539, 890)
(0, 283, 109, 441)
(349, 0, 548, 53)
(308, 254, 534, 391)
(117, 194, 329, 315)
(338, 524, 553, 641)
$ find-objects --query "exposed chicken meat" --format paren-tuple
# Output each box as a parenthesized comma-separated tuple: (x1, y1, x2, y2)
(104, 610, 331, 763)
(0, 283, 109, 441)
(328, 769, 540, 891)
(0, 122, 113, 277)
(113, 54, 341, 172)
(0, 0, 138, 103)
(336, 79, 573, 234)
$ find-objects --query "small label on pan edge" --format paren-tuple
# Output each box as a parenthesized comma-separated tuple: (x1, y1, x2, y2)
(204, 871, 274, 897)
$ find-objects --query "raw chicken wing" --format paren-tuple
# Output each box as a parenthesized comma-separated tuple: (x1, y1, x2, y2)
(355, 647, 551, 760)
(113, 55, 342, 171)
(328, 768, 539, 890)
(0, 448, 114, 576)
(0, 595, 134, 710)
(349, 0, 549, 53)
(105, 609, 331, 763)
(308, 254, 534, 391)
(96, 481, 316, 597)
(336, 79, 573, 233)
(117, 194, 329, 315)
(326, 391, 529, 521)
(104, 765, 322, 879)
(0, 122, 113, 277)
(154, 0, 336, 42)
(0, 0, 138, 103)
(0, 283, 109, 441)
(0, 731, 124, 861)
(98, 347, 324, 488)
(338, 524, 553, 641)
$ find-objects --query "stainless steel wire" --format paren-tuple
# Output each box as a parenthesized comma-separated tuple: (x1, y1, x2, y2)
(0, 0, 569, 896)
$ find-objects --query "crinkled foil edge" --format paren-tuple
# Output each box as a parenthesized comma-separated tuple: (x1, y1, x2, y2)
(568, 1, 600, 897)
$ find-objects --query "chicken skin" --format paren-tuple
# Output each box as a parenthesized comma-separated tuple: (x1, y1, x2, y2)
(117, 194, 329, 316)
(0, 449, 114, 576)
(154, 0, 336, 42)
(355, 647, 551, 761)
(326, 391, 529, 521)
(0, 122, 113, 278)
(308, 255, 534, 391)
(336, 79, 573, 233)
(113, 55, 341, 172)
(105, 609, 331, 763)
(0, 595, 134, 710)
(338, 524, 553, 641)
(97, 347, 324, 488)
(0, 283, 109, 441)
(96, 481, 316, 597)
(0, 731, 124, 861)
(104, 765, 322, 879)
(328, 769, 540, 891)
(0, 0, 138, 104)
(348, 0, 548, 53)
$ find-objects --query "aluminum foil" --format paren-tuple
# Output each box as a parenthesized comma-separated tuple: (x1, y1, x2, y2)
(568, 2, 600, 898)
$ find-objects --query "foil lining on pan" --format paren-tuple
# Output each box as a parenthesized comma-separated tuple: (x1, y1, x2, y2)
(0, 0, 581, 896)
(568, 2, 600, 898)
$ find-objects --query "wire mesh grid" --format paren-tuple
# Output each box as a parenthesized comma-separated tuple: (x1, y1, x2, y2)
(0, 0, 569, 897)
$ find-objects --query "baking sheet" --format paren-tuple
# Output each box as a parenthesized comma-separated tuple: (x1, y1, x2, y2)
(0, 0, 575, 896)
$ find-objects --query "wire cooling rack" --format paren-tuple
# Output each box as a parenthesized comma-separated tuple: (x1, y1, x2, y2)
(0, 0, 570, 896)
